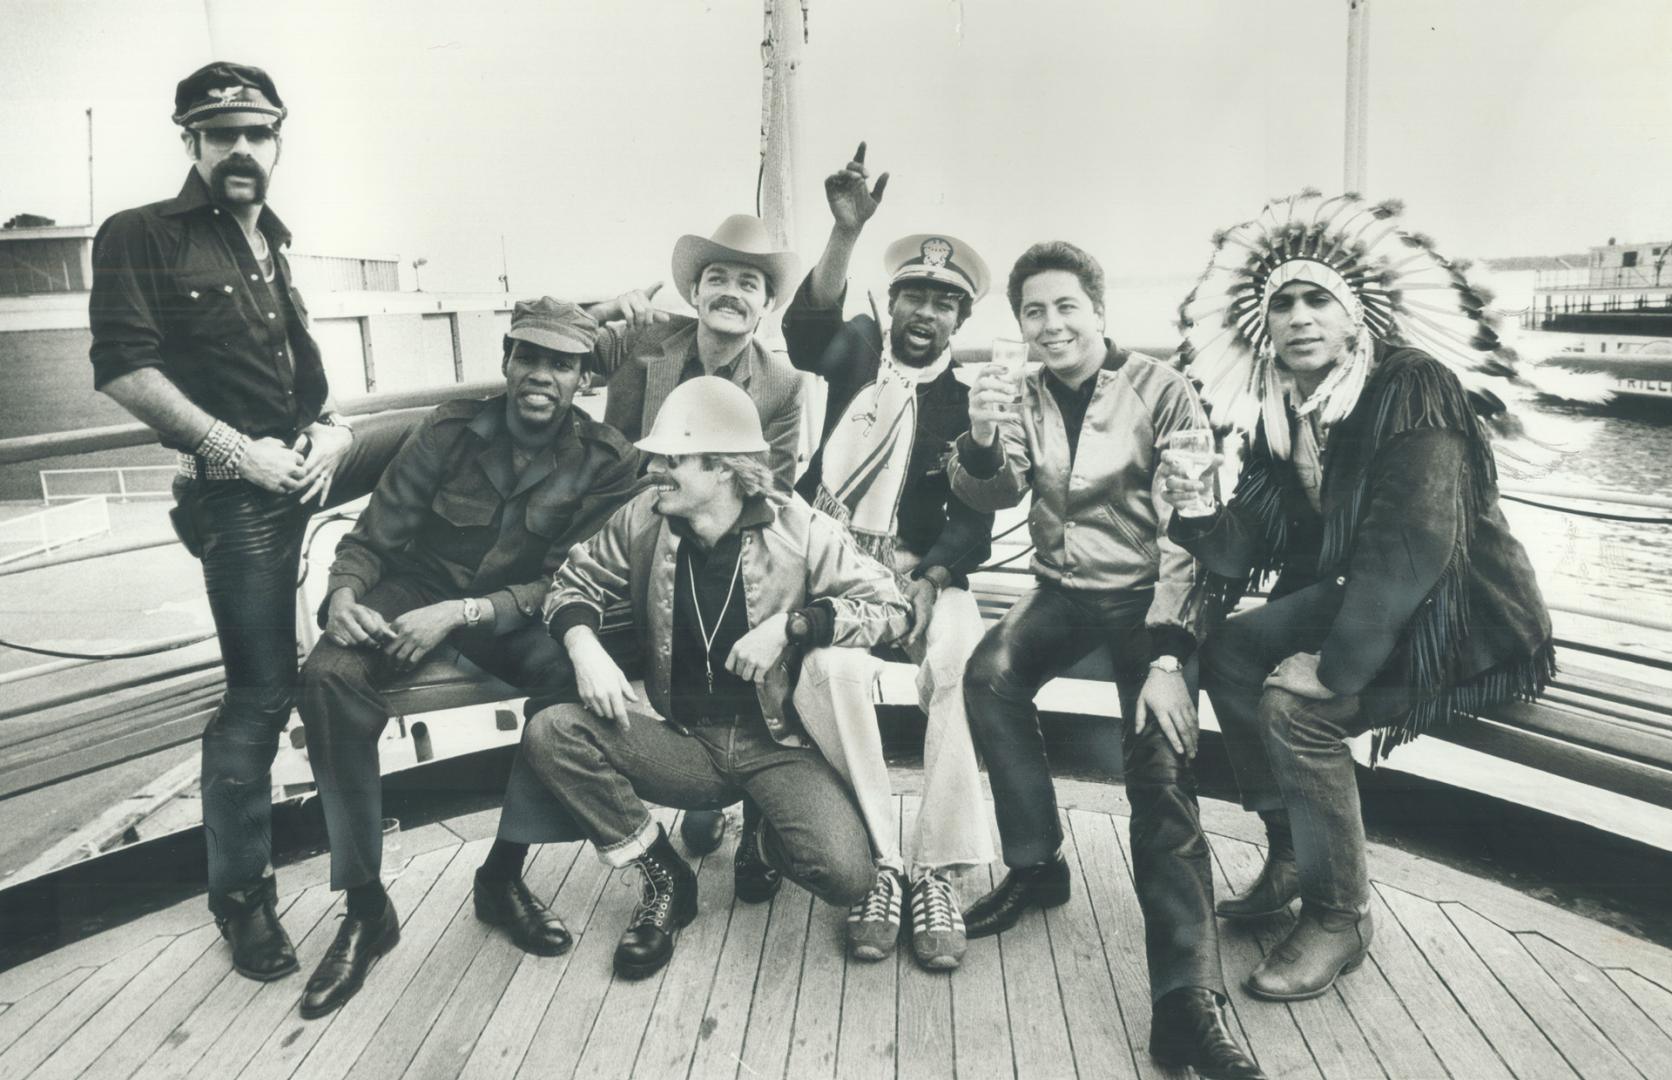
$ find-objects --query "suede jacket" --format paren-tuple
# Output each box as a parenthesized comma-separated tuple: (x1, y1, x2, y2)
(780, 275, 994, 586)
(324, 396, 641, 631)
(589, 316, 804, 491)
(543, 489, 910, 745)
(947, 343, 1208, 648)
(1172, 345, 1555, 747)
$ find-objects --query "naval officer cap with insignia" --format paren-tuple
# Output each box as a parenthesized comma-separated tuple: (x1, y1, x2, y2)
(173, 61, 288, 131)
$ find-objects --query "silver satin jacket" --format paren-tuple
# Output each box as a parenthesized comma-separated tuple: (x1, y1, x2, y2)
(543, 489, 910, 745)
(947, 346, 1207, 638)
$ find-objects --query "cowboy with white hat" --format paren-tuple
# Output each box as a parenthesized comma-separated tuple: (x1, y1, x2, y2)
(521, 377, 910, 982)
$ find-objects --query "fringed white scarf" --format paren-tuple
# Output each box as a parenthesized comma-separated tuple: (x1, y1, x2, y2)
(1259, 323, 1374, 461)
(813, 344, 952, 564)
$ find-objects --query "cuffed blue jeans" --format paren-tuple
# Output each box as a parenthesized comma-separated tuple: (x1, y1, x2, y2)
(523, 694, 873, 908)
(962, 580, 1224, 1002)
(1199, 581, 1375, 913)
(170, 414, 414, 916)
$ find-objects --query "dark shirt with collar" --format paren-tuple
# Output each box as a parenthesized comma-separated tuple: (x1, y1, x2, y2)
(89, 169, 327, 449)
(1044, 348, 1126, 460)
(322, 395, 642, 631)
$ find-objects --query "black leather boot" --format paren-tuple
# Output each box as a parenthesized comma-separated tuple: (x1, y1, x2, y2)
(1149, 987, 1267, 1079)
(1217, 810, 1298, 920)
(214, 875, 298, 982)
(300, 894, 401, 1019)
(680, 808, 727, 856)
(473, 868, 573, 956)
(614, 827, 698, 980)
(965, 852, 1071, 939)
(733, 801, 782, 904)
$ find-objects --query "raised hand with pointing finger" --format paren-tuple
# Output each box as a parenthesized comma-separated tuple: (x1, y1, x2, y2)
(589, 282, 671, 331)
(824, 141, 890, 233)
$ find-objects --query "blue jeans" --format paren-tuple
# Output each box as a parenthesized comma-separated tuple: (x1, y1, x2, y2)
(170, 414, 414, 915)
(524, 695, 873, 908)
(1200, 582, 1374, 913)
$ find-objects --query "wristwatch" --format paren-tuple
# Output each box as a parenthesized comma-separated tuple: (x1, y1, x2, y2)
(785, 609, 814, 648)
(1148, 655, 1184, 675)
(461, 596, 483, 628)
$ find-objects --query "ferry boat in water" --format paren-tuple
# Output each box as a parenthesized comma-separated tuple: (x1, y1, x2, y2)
(1521, 238, 1672, 407)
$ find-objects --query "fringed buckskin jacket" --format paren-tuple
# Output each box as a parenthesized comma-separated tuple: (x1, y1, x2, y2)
(1172, 345, 1555, 752)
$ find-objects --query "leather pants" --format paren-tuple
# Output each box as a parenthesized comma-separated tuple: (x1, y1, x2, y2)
(962, 580, 1224, 1001)
(171, 414, 414, 915)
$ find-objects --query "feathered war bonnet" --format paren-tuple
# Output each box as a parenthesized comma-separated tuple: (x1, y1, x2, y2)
(1176, 190, 1518, 458)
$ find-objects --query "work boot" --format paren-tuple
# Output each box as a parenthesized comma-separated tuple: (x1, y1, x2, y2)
(1246, 901, 1374, 1001)
(733, 801, 782, 904)
(680, 808, 727, 856)
(909, 870, 967, 971)
(1149, 987, 1267, 1079)
(1217, 810, 1298, 920)
(965, 852, 1071, 939)
(215, 875, 298, 982)
(613, 826, 698, 980)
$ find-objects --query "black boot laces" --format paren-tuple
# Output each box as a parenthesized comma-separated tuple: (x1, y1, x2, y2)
(630, 856, 676, 928)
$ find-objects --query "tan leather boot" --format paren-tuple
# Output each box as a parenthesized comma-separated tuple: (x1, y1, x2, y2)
(1246, 902, 1373, 1001)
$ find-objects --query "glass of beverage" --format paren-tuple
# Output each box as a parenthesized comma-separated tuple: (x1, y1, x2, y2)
(1161, 429, 1218, 517)
(990, 337, 1028, 409)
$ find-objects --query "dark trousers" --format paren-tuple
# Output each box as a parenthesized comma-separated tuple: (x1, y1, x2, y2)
(297, 575, 587, 890)
(1199, 582, 1375, 913)
(170, 415, 413, 915)
(963, 580, 1224, 1001)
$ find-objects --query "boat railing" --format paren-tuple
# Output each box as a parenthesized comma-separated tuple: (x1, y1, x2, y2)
(2, 391, 1670, 825)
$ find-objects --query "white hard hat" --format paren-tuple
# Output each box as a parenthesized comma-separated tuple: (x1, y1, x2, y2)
(635, 376, 769, 456)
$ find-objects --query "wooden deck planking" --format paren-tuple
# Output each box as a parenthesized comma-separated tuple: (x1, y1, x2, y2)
(0, 967, 92, 1056)
(1444, 903, 1643, 1080)
(946, 863, 1014, 1080)
(400, 839, 583, 1080)
(1213, 839, 1387, 1080)
(683, 829, 773, 1080)
(1198, 843, 1322, 1080)
(894, 799, 956, 1080)
(1521, 934, 1672, 1080)
(31, 922, 221, 1080)
(612, 817, 741, 1080)
(6, 794, 1672, 1079)
(732, 882, 814, 1080)
(0, 934, 170, 1079)
(1047, 806, 1140, 1080)
(1607, 969, 1672, 1042)
(1379, 883, 1578, 1080)
(996, 810, 1077, 1080)
(273, 841, 476, 1080)
(454, 837, 616, 1080)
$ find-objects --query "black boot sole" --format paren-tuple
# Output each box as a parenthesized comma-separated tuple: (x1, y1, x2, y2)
(231, 955, 300, 982)
(298, 922, 402, 1020)
(964, 876, 1072, 940)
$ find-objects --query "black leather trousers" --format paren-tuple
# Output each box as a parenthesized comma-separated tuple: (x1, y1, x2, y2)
(963, 580, 1225, 1001)
(171, 415, 414, 916)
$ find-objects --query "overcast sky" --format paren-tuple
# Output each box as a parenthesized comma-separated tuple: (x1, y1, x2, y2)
(3, 0, 1668, 343)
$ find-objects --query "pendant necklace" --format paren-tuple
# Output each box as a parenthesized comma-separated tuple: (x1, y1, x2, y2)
(689, 542, 744, 694)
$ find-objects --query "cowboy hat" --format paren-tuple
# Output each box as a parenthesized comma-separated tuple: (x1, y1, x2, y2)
(670, 214, 800, 311)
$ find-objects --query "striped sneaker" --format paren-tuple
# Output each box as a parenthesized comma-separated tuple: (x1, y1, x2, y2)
(846, 866, 906, 961)
(910, 871, 967, 971)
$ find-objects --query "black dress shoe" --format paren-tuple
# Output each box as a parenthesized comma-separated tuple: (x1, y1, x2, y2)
(614, 827, 698, 980)
(964, 853, 1071, 939)
(1218, 811, 1298, 920)
(733, 809, 781, 904)
(215, 878, 298, 982)
(1149, 987, 1267, 1080)
(300, 896, 401, 1019)
(473, 868, 573, 956)
(680, 809, 727, 856)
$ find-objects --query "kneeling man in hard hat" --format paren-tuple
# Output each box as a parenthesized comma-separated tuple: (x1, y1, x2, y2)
(523, 376, 911, 980)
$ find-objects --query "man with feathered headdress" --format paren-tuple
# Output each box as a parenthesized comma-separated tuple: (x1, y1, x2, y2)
(1165, 191, 1555, 1003)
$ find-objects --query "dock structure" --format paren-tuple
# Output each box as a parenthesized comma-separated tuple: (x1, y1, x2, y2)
(1, 783, 1669, 1080)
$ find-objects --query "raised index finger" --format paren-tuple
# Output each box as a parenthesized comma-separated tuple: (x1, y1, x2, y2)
(853, 140, 866, 166)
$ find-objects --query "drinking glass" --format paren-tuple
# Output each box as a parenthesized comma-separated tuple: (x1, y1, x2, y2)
(1161, 428, 1218, 517)
(991, 338, 1028, 409)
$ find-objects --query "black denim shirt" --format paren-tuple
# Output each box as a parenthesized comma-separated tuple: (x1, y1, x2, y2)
(89, 170, 327, 448)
